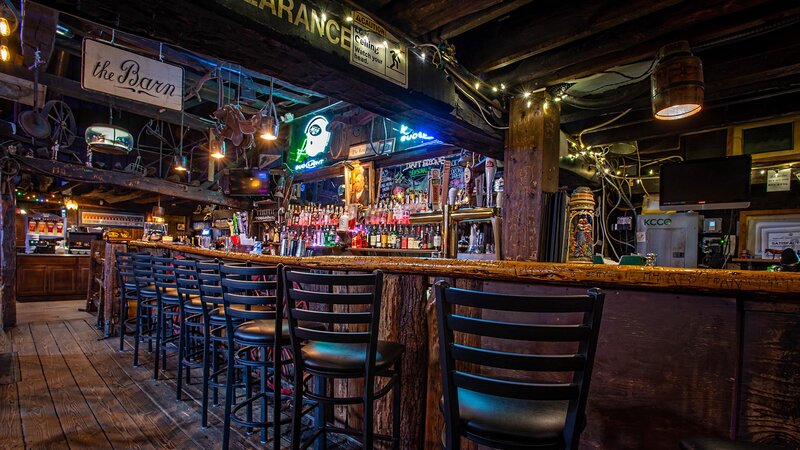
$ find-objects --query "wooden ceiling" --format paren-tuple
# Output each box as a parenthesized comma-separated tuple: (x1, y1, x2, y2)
(365, 0, 800, 150)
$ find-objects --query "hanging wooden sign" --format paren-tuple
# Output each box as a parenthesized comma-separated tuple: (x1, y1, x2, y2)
(81, 38, 184, 111)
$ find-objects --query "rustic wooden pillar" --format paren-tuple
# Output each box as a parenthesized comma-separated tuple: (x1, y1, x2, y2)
(502, 92, 560, 261)
(0, 182, 16, 329)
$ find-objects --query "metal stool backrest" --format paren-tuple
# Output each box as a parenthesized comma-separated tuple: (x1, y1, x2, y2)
(282, 268, 384, 375)
(197, 260, 223, 311)
(219, 263, 281, 338)
(132, 254, 154, 293)
(434, 282, 605, 450)
(115, 251, 138, 287)
(151, 256, 177, 301)
(173, 258, 200, 300)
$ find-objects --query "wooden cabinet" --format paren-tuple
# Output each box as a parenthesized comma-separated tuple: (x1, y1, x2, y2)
(16, 255, 91, 302)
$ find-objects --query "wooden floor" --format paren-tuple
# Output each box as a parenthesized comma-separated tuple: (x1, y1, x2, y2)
(0, 302, 355, 450)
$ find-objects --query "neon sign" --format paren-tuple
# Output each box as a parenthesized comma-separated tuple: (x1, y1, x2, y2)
(298, 115, 331, 158)
(295, 158, 326, 171)
(398, 124, 434, 143)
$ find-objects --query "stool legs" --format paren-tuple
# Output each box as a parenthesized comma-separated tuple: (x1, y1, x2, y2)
(272, 345, 282, 450)
(118, 288, 127, 351)
(222, 342, 235, 450)
(153, 298, 164, 380)
(176, 304, 187, 400)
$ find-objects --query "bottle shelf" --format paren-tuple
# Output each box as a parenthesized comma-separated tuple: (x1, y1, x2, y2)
(347, 247, 437, 254)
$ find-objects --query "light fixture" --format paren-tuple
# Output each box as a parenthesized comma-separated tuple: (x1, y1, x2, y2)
(174, 154, 188, 171)
(85, 104, 133, 154)
(0, 44, 9, 62)
(259, 78, 280, 141)
(209, 129, 226, 159)
(152, 196, 165, 223)
(651, 41, 704, 120)
(18, 208, 26, 215)
(0, 18, 9, 37)
(65, 198, 78, 210)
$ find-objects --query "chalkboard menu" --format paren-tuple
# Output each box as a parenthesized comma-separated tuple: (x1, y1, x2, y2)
(378, 154, 464, 200)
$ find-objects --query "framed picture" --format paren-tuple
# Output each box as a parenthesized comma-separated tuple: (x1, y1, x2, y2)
(176, 223, 186, 231)
(738, 209, 800, 259)
(344, 161, 374, 206)
(729, 117, 800, 162)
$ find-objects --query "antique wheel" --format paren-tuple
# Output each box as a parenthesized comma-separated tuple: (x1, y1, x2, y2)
(43, 100, 77, 147)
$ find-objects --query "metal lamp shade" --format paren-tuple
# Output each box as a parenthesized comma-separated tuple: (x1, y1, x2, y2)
(651, 41, 704, 121)
(151, 205, 165, 219)
(85, 124, 134, 154)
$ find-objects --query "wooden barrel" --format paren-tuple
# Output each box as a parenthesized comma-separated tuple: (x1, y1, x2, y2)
(651, 41, 704, 120)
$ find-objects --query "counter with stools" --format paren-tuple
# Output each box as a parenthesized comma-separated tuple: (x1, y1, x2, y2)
(284, 268, 404, 450)
(434, 282, 605, 450)
(219, 263, 288, 450)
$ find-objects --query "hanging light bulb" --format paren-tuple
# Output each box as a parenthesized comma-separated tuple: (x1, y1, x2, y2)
(0, 44, 9, 62)
(174, 153, 188, 171)
(64, 198, 78, 210)
(259, 77, 280, 141)
(209, 129, 226, 159)
(0, 18, 10, 37)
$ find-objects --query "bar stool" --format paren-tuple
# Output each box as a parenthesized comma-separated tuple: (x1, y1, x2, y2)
(132, 254, 158, 367)
(434, 282, 605, 450)
(172, 258, 206, 401)
(151, 256, 184, 380)
(219, 263, 289, 450)
(115, 251, 139, 351)
(283, 268, 404, 450)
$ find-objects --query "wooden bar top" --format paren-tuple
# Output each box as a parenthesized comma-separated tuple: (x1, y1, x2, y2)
(131, 241, 800, 299)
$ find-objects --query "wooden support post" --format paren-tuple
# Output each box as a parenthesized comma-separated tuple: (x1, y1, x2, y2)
(0, 182, 16, 329)
(502, 93, 560, 261)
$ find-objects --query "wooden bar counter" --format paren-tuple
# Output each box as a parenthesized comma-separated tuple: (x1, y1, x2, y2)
(131, 241, 800, 450)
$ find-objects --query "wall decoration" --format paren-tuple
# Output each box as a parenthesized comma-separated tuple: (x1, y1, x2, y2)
(345, 161, 374, 206)
(378, 154, 463, 200)
(567, 187, 595, 263)
(80, 211, 146, 228)
(350, 11, 408, 88)
(290, 114, 333, 171)
(81, 38, 184, 111)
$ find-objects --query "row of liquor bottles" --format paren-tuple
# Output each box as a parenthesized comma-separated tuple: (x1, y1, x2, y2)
(269, 223, 443, 255)
(287, 195, 434, 229)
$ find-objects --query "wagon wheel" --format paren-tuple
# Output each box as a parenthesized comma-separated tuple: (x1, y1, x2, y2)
(43, 100, 77, 147)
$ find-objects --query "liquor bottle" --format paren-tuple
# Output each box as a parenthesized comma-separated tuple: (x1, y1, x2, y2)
(388, 225, 397, 248)
(380, 226, 388, 248)
(433, 225, 442, 250)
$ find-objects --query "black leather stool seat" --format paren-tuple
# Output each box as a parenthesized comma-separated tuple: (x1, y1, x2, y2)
(233, 320, 290, 343)
(300, 340, 404, 374)
(450, 388, 567, 446)
(681, 438, 790, 450)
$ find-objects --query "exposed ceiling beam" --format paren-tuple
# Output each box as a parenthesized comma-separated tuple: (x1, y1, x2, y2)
(377, 0, 504, 38)
(437, 0, 532, 41)
(33, 0, 504, 155)
(581, 91, 800, 146)
(14, 156, 251, 209)
(0, 63, 215, 131)
(456, 0, 684, 74)
(495, 0, 783, 89)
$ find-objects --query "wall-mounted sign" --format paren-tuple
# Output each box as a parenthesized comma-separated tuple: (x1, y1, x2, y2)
(350, 11, 408, 88)
(767, 168, 791, 192)
(80, 211, 146, 228)
(81, 38, 184, 111)
(349, 137, 396, 159)
(398, 124, 434, 143)
(294, 158, 326, 171)
(253, 208, 278, 222)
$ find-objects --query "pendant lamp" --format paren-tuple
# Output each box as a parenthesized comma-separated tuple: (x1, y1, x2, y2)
(259, 78, 280, 141)
(651, 41, 704, 120)
(85, 104, 134, 154)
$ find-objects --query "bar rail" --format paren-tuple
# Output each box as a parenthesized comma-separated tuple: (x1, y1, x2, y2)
(132, 241, 800, 299)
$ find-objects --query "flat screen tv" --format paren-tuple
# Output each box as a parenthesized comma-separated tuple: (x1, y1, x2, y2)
(224, 168, 270, 197)
(659, 155, 752, 211)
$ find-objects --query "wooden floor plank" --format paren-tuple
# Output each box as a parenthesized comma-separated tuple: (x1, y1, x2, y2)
(63, 319, 203, 450)
(30, 322, 113, 449)
(10, 325, 69, 450)
(0, 382, 23, 450)
(47, 321, 155, 450)
(74, 319, 260, 450)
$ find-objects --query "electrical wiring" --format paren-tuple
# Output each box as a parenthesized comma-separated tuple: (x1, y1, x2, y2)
(455, 83, 510, 130)
(577, 108, 632, 147)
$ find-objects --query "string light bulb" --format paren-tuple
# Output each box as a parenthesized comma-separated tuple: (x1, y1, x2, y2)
(345, 16, 353, 22)
(474, 82, 480, 90)
(0, 45, 9, 62)
(523, 92, 531, 98)
(0, 18, 9, 37)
